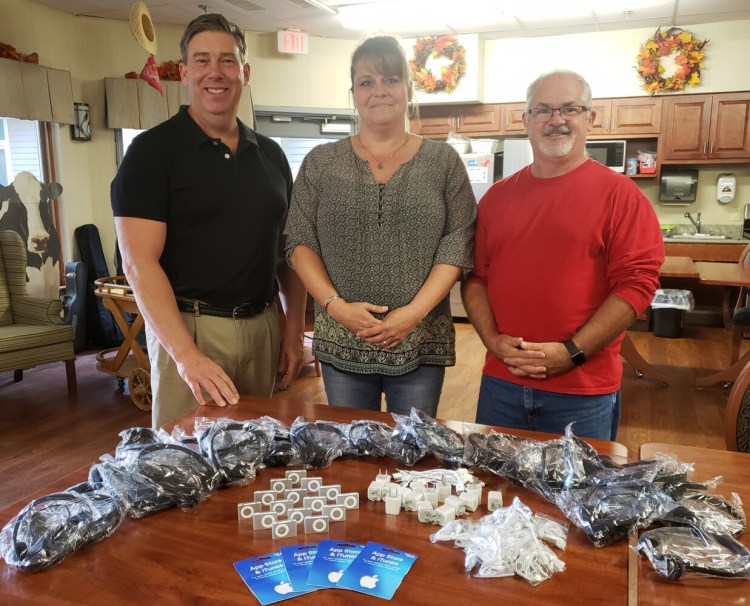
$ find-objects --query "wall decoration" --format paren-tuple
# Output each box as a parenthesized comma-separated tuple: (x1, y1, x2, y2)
(410, 34, 466, 94)
(401, 34, 481, 105)
(0, 171, 63, 299)
(635, 27, 708, 94)
(70, 102, 91, 141)
(0, 41, 38, 63)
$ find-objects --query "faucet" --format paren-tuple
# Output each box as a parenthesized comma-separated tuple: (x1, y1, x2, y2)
(684, 212, 701, 234)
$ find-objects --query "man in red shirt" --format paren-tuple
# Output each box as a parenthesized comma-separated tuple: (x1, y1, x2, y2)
(462, 70, 663, 440)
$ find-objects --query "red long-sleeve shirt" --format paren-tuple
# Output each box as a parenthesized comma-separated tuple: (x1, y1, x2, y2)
(467, 158, 664, 394)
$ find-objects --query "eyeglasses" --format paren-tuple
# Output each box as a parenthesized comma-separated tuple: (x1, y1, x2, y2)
(527, 105, 589, 122)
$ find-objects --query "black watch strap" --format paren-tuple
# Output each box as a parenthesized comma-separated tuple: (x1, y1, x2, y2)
(564, 339, 587, 366)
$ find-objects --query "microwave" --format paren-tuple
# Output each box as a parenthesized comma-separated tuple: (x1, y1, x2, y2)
(585, 140, 627, 172)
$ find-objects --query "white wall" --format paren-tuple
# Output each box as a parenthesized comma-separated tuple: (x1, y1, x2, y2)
(2, 0, 750, 261)
(484, 21, 750, 102)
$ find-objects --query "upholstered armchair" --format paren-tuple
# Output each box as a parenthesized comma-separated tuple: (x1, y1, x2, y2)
(0, 230, 76, 393)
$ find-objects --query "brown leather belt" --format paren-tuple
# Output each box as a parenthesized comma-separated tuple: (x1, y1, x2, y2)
(176, 298, 270, 318)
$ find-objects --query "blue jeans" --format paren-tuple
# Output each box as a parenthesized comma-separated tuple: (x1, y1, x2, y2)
(476, 375, 621, 441)
(320, 363, 445, 417)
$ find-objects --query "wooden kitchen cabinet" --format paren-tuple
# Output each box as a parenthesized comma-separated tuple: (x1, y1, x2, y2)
(411, 104, 501, 137)
(664, 242, 747, 262)
(500, 102, 526, 134)
(590, 97, 662, 136)
(661, 92, 750, 162)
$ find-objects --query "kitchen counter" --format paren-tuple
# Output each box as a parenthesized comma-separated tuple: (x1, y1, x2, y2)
(664, 237, 747, 244)
(663, 239, 747, 262)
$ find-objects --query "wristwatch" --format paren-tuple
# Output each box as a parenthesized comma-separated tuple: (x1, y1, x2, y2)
(564, 339, 587, 366)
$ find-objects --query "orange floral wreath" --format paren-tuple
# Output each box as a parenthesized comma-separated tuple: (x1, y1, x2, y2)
(636, 27, 708, 94)
(410, 34, 466, 94)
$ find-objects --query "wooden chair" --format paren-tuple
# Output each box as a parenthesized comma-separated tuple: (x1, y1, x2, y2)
(725, 359, 750, 452)
(729, 242, 750, 364)
(696, 243, 750, 388)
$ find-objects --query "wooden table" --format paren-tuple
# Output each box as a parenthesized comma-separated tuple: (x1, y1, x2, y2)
(694, 261, 750, 387)
(660, 256, 699, 279)
(0, 398, 629, 606)
(636, 443, 750, 605)
(696, 260, 750, 326)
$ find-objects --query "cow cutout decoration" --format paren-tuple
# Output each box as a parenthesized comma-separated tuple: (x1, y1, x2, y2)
(0, 171, 63, 299)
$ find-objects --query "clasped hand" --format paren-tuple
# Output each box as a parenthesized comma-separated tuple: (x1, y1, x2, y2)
(491, 335, 575, 379)
(328, 299, 417, 348)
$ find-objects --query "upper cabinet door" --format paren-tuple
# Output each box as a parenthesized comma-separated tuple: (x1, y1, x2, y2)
(456, 104, 501, 134)
(411, 106, 455, 137)
(501, 102, 526, 135)
(589, 100, 612, 134)
(661, 95, 713, 160)
(709, 93, 750, 159)
(610, 97, 662, 134)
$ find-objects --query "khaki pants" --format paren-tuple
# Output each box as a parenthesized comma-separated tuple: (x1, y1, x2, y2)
(145, 305, 280, 429)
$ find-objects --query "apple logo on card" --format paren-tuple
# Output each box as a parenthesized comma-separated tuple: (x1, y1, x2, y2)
(360, 575, 379, 589)
(274, 581, 293, 595)
(327, 570, 344, 583)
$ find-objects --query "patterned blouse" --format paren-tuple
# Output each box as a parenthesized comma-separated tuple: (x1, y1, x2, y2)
(284, 137, 476, 376)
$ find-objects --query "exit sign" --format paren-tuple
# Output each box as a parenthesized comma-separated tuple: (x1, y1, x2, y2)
(277, 30, 309, 55)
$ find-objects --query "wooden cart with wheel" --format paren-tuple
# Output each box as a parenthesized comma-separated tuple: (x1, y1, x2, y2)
(94, 276, 152, 411)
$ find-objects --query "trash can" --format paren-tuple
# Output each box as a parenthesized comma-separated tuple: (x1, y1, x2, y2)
(651, 289, 695, 338)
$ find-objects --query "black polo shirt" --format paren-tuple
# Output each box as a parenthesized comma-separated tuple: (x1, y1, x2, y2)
(111, 106, 292, 306)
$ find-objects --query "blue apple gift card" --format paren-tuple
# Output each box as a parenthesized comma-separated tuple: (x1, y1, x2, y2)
(306, 540, 364, 588)
(233, 551, 305, 604)
(336, 542, 417, 600)
(279, 544, 320, 594)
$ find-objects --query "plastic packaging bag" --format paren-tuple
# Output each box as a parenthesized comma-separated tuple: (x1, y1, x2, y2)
(651, 289, 695, 311)
(254, 416, 305, 467)
(0, 482, 125, 572)
(91, 427, 218, 516)
(290, 418, 351, 469)
(408, 408, 466, 467)
(499, 424, 605, 501)
(385, 413, 429, 466)
(636, 526, 750, 580)
(555, 481, 676, 547)
(656, 491, 746, 537)
(197, 418, 273, 486)
(348, 419, 395, 457)
(432, 497, 567, 586)
(463, 430, 534, 475)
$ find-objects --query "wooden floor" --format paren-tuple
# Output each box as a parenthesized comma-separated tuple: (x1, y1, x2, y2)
(0, 321, 740, 512)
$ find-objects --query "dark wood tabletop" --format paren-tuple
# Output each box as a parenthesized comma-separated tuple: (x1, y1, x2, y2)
(636, 443, 750, 606)
(0, 397, 633, 605)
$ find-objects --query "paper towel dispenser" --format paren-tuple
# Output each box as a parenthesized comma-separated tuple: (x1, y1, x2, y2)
(659, 169, 699, 205)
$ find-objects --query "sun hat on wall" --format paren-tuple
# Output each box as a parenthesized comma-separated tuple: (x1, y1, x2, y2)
(130, 2, 158, 55)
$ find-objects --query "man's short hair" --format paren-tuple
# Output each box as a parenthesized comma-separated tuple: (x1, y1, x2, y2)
(180, 13, 247, 63)
(526, 69, 592, 113)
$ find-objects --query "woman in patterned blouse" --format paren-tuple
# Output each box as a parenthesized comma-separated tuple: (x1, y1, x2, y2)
(284, 35, 476, 416)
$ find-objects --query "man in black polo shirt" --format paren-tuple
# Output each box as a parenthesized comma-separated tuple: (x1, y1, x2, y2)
(111, 13, 306, 428)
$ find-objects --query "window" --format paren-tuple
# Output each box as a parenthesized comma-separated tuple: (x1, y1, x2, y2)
(0, 119, 12, 186)
(271, 137, 335, 179)
(0, 117, 43, 185)
(116, 128, 145, 166)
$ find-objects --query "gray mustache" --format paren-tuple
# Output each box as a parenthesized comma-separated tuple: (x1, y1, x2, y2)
(543, 126, 571, 135)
